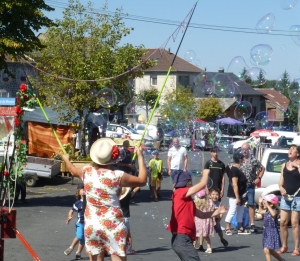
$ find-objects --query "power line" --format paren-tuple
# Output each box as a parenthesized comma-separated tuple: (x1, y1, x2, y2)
(45, 0, 298, 37)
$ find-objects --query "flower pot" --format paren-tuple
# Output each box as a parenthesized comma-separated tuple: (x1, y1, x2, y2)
(71, 161, 91, 169)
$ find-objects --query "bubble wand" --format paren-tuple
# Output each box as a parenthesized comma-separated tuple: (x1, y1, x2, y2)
(132, 0, 199, 160)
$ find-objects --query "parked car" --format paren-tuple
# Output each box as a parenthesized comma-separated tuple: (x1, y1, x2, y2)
(227, 136, 253, 154)
(134, 124, 164, 142)
(106, 124, 153, 141)
(271, 136, 294, 149)
(254, 147, 289, 204)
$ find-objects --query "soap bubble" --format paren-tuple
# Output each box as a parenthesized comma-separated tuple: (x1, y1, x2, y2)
(184, 50, 196, 63)
(227, 56, 250, 80)
(255, 111, 273, 129)
(232, 83, 243, 105)
(250, 44, 273, 66)
(212, 73, 231, 97)
(189, 151, 204, 175)
(274, 75, 289, 93)
(280, 0, 298, 10)
(92, 109, 108, 125)
(289, 78, 300, 89)
(289, 25, 300, 46)
(114, 90, 125, 106)
(289, 88, 300, 105)
(255, 13, 276, 34)
(244, 67, 267, 86)
(246, 118, 256, 126)
(195, 59, 201, 67)
(160, 216, 169, 229)
(144, 207, 158, 222)
(125, 102, 136, 115)
(284, 108, 291, 117)
(98, 88, 117, 108)
(234, 101, 252, 121)
(194, 72, 214, 96)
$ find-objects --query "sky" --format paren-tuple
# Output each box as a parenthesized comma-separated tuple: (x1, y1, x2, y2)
(42, 0, 300, 81)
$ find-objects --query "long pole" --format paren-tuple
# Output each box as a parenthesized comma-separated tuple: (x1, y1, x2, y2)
(132, 0, 199, 160)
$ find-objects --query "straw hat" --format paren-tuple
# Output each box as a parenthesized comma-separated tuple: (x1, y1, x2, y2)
(90, 138, 119, 165)
(119, 187, 131, 200)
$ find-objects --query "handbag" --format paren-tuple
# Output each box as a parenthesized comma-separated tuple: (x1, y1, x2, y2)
(232, 208, 250, 228)
(240, 191, 248, 206)
(284, 187, 300, 201)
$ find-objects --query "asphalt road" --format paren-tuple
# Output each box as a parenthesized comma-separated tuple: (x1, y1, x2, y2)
(3, 150, 298, 261)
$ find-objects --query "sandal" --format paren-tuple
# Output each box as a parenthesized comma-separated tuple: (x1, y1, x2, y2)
(277, 246, 288, 254)
(221, 238, 228, 247)
(291, 249, 300, 256)
(238, 227, 251, 235)
(225, 229, 232, 236)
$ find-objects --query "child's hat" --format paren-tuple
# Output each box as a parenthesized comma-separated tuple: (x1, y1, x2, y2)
(173, 170, 192, 188)
(262, 194, 278, 204)
(151, 150, 159, 155)
(119, 187, 131, 200)
(196, 189, 206, 199)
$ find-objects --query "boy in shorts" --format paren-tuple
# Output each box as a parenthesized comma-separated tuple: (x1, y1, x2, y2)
(148, 150, 163, 202)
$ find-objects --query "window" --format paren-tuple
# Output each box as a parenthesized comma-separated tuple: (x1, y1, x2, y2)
(151, 75, 157, 86)
(266, 153, 289, 172)
(178, 76, 189, 87)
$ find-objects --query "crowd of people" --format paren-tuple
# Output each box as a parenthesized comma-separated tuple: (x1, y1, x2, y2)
(60, 136, 300, 261)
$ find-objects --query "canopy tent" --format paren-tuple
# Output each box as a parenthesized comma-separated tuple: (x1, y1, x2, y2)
(215, 117, 244, 125)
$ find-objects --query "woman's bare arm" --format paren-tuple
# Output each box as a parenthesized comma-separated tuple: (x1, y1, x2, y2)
(62, 154, 83, 179)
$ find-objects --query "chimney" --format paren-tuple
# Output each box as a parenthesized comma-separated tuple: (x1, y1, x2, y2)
(218, 67, 224, 73)
(168, 48, 171, 54)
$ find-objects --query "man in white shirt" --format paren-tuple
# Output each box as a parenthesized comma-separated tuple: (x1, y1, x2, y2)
(167, 138, 188, 180)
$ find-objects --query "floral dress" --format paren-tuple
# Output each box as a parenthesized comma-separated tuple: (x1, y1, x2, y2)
(83, 166, 127, 256)
(262, 210, 281, 250)
(194, 198, 215, 237)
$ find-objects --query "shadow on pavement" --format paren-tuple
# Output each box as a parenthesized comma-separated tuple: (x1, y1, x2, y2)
(135, 246, 170, 254)
(32, 176, 74, 187)
(212, 245, 250, 252)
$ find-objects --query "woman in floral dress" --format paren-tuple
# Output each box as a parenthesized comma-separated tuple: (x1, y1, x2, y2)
(62, 138, 147, 261)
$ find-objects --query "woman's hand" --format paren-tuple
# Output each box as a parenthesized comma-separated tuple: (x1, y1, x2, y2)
(236, 198, 241, 205)
(280, 186, 287, 196)
(134, 146, 143, 158)
(62, 154, 70, 162)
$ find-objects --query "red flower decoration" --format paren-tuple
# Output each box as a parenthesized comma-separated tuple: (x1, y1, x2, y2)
(15, 118, 20, 127)
(15, 106, 24, 115)
(21, 140, 26, 144)
(3, 171, 8, 177)
(20, 84, 27, 92)
(111, 145, 120, 161)
(16, 96, 20, 104)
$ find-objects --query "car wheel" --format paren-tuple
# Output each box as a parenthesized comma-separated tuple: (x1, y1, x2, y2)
(25, 176, 37, 187)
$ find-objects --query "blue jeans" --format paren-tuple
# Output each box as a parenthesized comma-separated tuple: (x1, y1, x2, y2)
(246, 185, 255, 206)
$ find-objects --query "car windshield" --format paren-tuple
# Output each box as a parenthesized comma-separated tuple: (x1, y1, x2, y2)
(128, 128, 139, 134)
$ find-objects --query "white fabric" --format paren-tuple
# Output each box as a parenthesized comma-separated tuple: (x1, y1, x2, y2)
(167, 146, 187, 170)
(116, 127, 123, 135)
(225, 197, 245, 223)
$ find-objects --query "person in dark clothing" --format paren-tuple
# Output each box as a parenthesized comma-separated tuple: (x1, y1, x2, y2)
(15, 178, 27, 203)
(116, 140, 134, 174)
(204, 148, 225, 199)
(120, 187, 135, 255)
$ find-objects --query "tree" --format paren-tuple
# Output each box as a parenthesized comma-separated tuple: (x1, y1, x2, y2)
(136, 86, 159, 122)
(159, 86, 197, 127)
(196, 97, 223, 120)
(0, 0, 54, 72)
(30, 0, 154, 154)
(254, 69, 266, 88)
(282, 78, 298, 126)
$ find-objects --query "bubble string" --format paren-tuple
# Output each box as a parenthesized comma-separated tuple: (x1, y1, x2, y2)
(132, 0, 199, 161)
(19, 5, 195, 83)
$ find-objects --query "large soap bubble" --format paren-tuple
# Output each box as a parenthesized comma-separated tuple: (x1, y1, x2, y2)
(244, 67, 267, 86)
(212, 73, 231, 97)
(98, 88, 117, 108)
(290, 25, 300, 46)
(255, 13, 276, 34)
(227, 56, 250, 80)
(255, 111, 273, 129)
(250, 44, 273, 66)
(289, 88, 300, 105)
(184, 50, 196, 63)
(234, 101, 252, 122)
(193, 72, 214, 96)
(280, 0, 298, 10)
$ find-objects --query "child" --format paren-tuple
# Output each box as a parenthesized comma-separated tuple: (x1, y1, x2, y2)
(193, 189, 215, 254)
(120, 187, 135, 255)
(167, 169, 228, 261)
(148, 150, 163, 202)
(210, 188, 228, 247)
(258, 194, 285, 261)
(64, 183, 85, 260)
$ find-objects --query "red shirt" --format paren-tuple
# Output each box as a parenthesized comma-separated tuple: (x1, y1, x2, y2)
(167, 187, 196, 240)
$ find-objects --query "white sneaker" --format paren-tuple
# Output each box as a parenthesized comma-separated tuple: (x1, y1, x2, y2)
(221, 226, 225, 231)
(205, 248, 212, 254)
